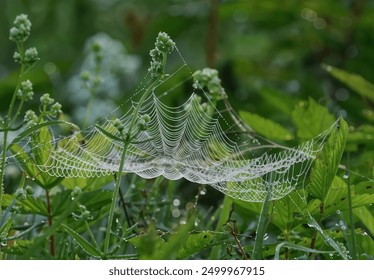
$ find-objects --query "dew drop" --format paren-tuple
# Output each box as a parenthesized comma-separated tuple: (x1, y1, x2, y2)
(336, 210, 341, 215)
(263, 233, 269, 240)
(199, 188, 207, 196)
(343, 174, 349, 179)
(173, 198, 180, 207)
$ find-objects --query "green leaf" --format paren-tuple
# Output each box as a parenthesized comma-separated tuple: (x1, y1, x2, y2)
(0, 217, 13, 240)
(307, 215, 349, 260)
(353, 206, 374, 236)
(1, 194, 48, 216)
(274, 241, 335, 260)
(260, 87, 296, 115)
(309, 118, 348, 201)
(128, 225, 166, 259)
(94, 124, 122, 142)
(322, 178, 374, 216)
(323, 64, 374, 103)
(356, 231, 374, 259)
(239, 111, 293, 141)
(7, 120, 75, 149)
(291, 97, 335, 139)
(61, 176, 113, 191)
(62, 224, 101, 258)
(176, 231, 218, 259)
(10, 142, 63, 190)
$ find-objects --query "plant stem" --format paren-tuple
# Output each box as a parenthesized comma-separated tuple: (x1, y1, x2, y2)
(252, 185, 272, 259)
(103, 79, 159, 255)
(346, 152, 358, 259)
(0, 60, 25, 218)
(45, 189, 55, 257)
(209, 195, 232, 259)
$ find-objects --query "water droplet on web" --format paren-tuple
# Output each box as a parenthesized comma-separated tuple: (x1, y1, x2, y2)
(343, 174, 349, 179)
(199, 188, 206, 196)
(263, 233, 269, 240)
(336, 210, 341, 215)
(115, 218, 119, 224)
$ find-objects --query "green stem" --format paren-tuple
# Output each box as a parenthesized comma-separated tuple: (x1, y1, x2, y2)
(103, 79, 159, 255)
(84, 219, 102, 255)
(45, 189, 55, 257)
(0, 55, 26, 219)
(252, 185, 272, 259)
(346, 152, 358, 259)
(83, 87, 97, 128)
(209, 195, 232, 259)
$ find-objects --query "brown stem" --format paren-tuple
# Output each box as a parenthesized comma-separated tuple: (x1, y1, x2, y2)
(206, 0, 219, 68)
(45, 189, 55, 257)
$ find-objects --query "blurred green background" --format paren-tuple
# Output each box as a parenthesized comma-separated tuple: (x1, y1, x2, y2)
(0, 0, 373, 112)
(1, 0, 373, 176)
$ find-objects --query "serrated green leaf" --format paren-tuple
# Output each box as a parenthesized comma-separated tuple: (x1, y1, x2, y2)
(309, 118, 348, 201)
(240, 111, 293, 141)
(323, 64, 374, 103)
(315, 178, 374, 216)
(10, 143, 63, 190)
(176, 231, 217, 259)
(62, 224, 101, 258)
(291, 97, 335, 139)
(128, 225, 166, 259)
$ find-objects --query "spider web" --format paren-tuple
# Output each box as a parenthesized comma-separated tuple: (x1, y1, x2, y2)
(5, 47, 337, 202)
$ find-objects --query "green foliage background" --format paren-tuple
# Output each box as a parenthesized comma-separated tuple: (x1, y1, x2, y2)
(0, 0, 373, 260)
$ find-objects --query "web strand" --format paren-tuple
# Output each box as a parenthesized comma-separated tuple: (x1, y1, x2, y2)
(5, 47, 338, 202)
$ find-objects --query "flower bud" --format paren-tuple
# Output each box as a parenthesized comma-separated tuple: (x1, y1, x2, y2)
(155, 32, 175, 54)
(17, 80, 34, 101)
(40, 93, 54, 106)
(137, 114, 150, 131)
(9, 14, 31, 43)
(50, 102, 62, 117)
(24, 47, 40, 64)
(13, 51, 22, 64)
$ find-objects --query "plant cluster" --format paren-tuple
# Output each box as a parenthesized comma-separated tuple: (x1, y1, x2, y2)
(0, 14, 373, 260)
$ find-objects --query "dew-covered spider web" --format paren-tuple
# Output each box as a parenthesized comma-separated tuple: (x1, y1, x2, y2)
(4, 46, 339, 202)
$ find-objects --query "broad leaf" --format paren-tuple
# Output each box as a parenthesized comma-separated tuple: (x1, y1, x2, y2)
(309, 118, 348, 201)
(291, 97, 335, 139)
(240, 111, 293, 141)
